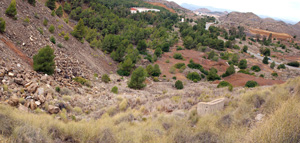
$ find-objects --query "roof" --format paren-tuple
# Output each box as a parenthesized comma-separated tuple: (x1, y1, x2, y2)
(131, 8, 137, 11)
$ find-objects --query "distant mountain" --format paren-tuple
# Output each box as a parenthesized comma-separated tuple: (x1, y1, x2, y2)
(195, 8, 211, 13)
(219, 12, 300, 38)
(181, 3, 232, 12)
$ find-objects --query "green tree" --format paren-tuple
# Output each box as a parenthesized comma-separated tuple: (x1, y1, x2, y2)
(154, 48, 162, 57)
(28, 0, 36, 6)
(101, 74, 110, 83)
(5, 0, 17, 18)
(111, 86, 118, 94)
(33, 45, 55, 75)
(128, 66, 147, 89)
(137, 40, 147, 53)
(63, 2, 71, 13)
(245, 80, 258, 88)
(56, 6, 63, 17)
(152, 64, 161, 77)
(263, 56, 269, 64)
(146, 64, 153, 76)
(251, 65, 261, 72)
(222, 64, 235, 77)
(101, 34, 121, 53)
(162, 43, 170, 52)
(208, 50, 215, 60)
(0, 18, 5, 33)
(183, 36, 194, 49)
(238, 59, 247, 69)
(207, 68, 221, 81)
(175, 80, 184, 89)
(117, 58, 134, 76)
(46, 0, 56, 10)
(110, 46, 125, 62)
(232, 54, 239, 65)
(71, 19, 86, 41)
(187, 72, 201, 82)
(242, 45, 248, 53)
(49, 24, 55, 33)
(270, 62, 275, 69)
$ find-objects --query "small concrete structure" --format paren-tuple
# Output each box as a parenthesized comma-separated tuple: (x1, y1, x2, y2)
(197, 98, 225, 115)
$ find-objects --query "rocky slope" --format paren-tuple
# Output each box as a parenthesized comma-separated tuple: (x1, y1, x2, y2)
(0, 0, 116, 81)
(143, 0, 191, 13)
(219, 12, 300, 39)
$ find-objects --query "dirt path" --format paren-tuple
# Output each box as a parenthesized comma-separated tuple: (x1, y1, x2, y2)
(0, 37, 33, 67)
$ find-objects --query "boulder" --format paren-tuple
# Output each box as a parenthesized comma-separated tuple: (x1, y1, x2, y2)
(14, 78, 23, 85)
(37, 88, 44, 96)
(27, 83, 38, 93)
(24, 81, 33, 88)
(45, 93, 53, 101)
(8, 72, 15, 77)
(8, 96, 19, 106)
(25, 100, 37, 110)
(48, 105, 60, 114)
(38, 94, 46, 103)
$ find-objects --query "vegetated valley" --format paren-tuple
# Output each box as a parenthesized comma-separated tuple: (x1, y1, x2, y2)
(0, 0, 300, 142)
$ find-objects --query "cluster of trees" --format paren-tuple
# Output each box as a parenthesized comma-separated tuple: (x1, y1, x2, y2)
(179, 19, 225, 51)
(50, 0, 179, 77)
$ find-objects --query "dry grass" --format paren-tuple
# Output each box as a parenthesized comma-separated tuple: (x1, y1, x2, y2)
(0, 77, 299, 142)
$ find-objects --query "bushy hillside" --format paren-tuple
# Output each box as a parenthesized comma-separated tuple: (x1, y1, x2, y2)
(0, 77, 299, 142)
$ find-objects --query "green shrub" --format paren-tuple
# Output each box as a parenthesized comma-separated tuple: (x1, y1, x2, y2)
(242, 45, 248, 53)
(46, 0, 56, 10)
(153, 77, 159, 82)
(43, 19, 48, 26)
(51, 10, 55, 16)
(175, 80, 183, 89)
(172, 76, 177, 80)
(50, 36, 56, 44)
(277, 64, 286, 69)
(154, 48, 162, 57)
(207, 68, 221, 81)
(173, 53, 183, 60)
(271, 72, 278, 77)
(287, 61, 299, 67)
(270, 62, 275, 69)
(238, 59, 247, 69)
(176, 46, 184, 51)
(49, 25, 55, 33)
(222, 65, 235, 77)
(28, 0, 36, 6)
(71, 19, 86, 41)
(245, 80, 259, 88)
(111, 86, 118, 94)
(56, 6, 63, 17)
(238, 69, 255, 75)
(263, 56, 269, 64)
(174, 63, 185, 69)
(251, 65, 261, 72)
(55, 87, 60, 92)
(37, 27, 43, 35)
(217, 81, 231, 88)
(101, 74, 110, 83)
(73, 77, 91, 87)
(187, 72, 201, 82)
(169, 66, 176, 74)
(33, 45, 55, 75)
(57, 43, 63, 48)
(0, 18, 5, 33)
(5, 0, 17, 18)
(152, 64, 161, 77)
(64, 33, 70, 41)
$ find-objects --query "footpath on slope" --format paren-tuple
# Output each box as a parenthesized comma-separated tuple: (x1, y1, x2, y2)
(0, 37, 33, 68)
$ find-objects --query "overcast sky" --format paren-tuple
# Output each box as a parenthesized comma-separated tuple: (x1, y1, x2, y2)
(168, 0, 300, 24)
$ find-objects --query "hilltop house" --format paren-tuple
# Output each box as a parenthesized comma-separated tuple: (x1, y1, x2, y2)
(130, 7, 160, 14)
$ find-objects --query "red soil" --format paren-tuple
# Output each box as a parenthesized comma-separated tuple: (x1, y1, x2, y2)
(222, 73, 284, 87)
(0, 38, 33, 67)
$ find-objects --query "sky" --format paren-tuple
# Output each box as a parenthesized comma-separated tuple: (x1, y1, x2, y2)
(167, 0, 300, 24)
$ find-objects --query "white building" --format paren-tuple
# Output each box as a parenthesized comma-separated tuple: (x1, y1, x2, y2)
(130, 7, 160, 14)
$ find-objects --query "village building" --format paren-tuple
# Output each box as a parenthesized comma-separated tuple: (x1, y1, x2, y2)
(130, 7, 160, 14)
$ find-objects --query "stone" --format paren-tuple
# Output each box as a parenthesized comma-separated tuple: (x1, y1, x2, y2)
(8, 72, 15, 77)
(172, 110, 185, 118)
(24, 81, 33, 88)
(29, 100, 37, 110)
(37, 88, 44, 95)
(27, 83, 38, 93)
(8, 96, 19, 106)
(14, 78, 23, 85)
(45, 93, 53, 101)
(48, 105, 60, 114)
(38, 94, 45, 103)
(41, 75, 48, 82)
(18, 104, 28, 112)
(255, 114, 265, 121)
(35, 101, 41, 106)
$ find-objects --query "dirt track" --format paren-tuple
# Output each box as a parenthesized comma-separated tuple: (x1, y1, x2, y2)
(0, 37, 33, 67)
(249, 28, 293, 41)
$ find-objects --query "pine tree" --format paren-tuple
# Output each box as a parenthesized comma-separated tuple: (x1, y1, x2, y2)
(222, 64, 235, 77)
(5, 0, 17, 18)
(238, 59, 247, 69)
(28, 0, 36, 6)
(46, 0, 56, 10)
(263, 56, 269, 64)
(56, 6, 63, 17)
(152, 64, 161, 77)
(146, 65, 154, 76)
(128, 67, 147, 89)
(0, 18, 5, 33)
(33, 45, 55, 75)
(71, 19, 86, 41)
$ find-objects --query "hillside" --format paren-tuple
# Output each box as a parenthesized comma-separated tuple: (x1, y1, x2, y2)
(1, 0, 300, 142)
(219, 12, 300, 40)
